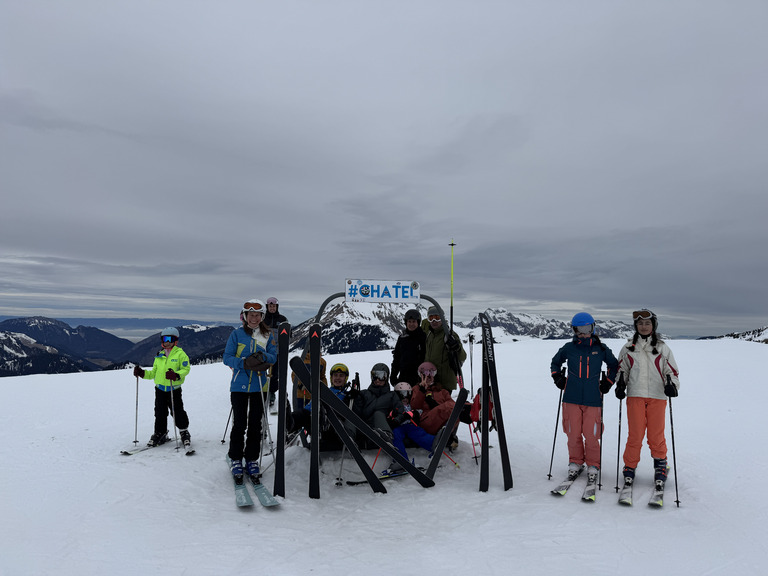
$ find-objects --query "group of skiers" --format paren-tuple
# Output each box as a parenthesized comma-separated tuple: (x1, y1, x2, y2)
(130, 299, 681, 493)
(550, 309, 680, 494)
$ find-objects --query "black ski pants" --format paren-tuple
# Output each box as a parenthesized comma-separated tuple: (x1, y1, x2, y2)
(228, 391, 266, 462)
(154, 387, 189, 435)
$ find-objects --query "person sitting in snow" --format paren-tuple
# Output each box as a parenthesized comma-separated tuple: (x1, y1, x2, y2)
(384, 381, 442, 473)
(410, 361, 461, 450)
(352, 363, 400, 443)
(294, 362, 359, 450)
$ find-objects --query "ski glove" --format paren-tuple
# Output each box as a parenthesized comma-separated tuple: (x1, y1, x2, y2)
(552, 373, 566, 390)
(243, 353, 270, 372)
(165, 369, 180, 381)
(133, 366, 145, 378)
(664, 382, 678, 397)
(599, 376, 614, 394)
(614, 373, 626, 399)
(425, 393, 439, 409)
(446, 335, 461, 353)
(347, 388, 360, 400)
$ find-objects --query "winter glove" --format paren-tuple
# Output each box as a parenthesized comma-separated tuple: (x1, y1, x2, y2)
(133, 366, 145, 378)
(243, 353, 270, 372)
(425, 393, 439, 409)
(446, 335, 461, 353)
(407, 410, 421, 425)
(552, 372, 566, 390)
(459, 402, 473, 424)
(613, 373, 626, 399)
(347, 387, 359, 400)
(664, 376, 678, 398)
(599, 376, 613, 394)
(165, 369, 180, 382)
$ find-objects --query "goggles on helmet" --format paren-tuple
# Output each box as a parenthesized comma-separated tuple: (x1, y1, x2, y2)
(419, 368, 437, 377)
(243, 302, 263, 312)
(575, 324, 593, 335)
(428, 315, 441, 322)
(372, 370, 388, 381)
(632, 309, 654, 320)
(162, 335, 178, 343)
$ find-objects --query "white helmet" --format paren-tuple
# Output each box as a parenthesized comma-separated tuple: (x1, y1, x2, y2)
(394, 381, 412, 399)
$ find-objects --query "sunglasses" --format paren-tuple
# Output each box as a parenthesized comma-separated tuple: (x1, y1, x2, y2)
(428, 315, 441, 322)
(372, 371, 388, 381)
(161, 335, 177, 343)
(632, 309, 653, 320)
(243, 302, 263, 312)
(420, 369, 437, 377)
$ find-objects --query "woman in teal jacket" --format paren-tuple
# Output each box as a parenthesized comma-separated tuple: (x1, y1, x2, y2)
(223, 299, 277, 478)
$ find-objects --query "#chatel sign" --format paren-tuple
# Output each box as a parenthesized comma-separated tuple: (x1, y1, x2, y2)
(345, 279, 420, 303)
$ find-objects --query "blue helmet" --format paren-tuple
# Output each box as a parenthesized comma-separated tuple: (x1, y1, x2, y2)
(571, 313, 595, 327)
(161, 327, 179, 338)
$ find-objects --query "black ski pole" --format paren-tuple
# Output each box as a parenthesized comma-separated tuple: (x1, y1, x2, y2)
(468, 333, 475, 396)
(667, 375, 681, 507)
(547, 368, 566, 480)
(599, 371, 605, 490)
(133, 375, 140, 445)
(614, 373, 625, 492)
(221, 407, 233, 444)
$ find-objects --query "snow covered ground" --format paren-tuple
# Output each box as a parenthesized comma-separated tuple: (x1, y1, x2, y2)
(1, 338, 765, 576)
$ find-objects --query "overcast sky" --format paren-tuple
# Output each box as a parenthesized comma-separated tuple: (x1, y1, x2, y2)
(1, 1, 766, 337)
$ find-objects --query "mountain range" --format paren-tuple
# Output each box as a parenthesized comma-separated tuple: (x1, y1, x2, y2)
(1, 306, 764, 377)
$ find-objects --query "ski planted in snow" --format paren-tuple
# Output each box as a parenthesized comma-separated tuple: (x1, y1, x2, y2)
(226, 456, 254, 507)
(478, 313, 514, 491)
(346, 467, 424, 486)
(120, 432, 170, 455)
(273, 321, 291, 498)
(551, 465, 585, 496)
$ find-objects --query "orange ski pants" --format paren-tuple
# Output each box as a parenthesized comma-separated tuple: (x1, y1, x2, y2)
(623, 397, 667, 469)
(561, 403, 603, 469)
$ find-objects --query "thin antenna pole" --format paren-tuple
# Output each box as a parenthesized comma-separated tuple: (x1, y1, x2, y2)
(449, 239, 456, 331)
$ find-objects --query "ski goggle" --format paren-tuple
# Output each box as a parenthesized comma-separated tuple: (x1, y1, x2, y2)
(419, 368, 437, 377)
(372, 370, 388, 381)
(632, 309, 654, 320)
(266, 297, 278, 305)
(428, 315, 441, 322)
(396, 389, 411, 399)
(243, 302, 263, 312)
(575, 325, 593, 335)
(161, 335, 178, 343)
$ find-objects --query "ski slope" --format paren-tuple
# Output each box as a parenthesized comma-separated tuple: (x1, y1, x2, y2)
(0, 338, 764, 575)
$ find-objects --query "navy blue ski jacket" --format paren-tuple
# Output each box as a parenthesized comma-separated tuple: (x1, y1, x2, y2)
(550, 336, 618, 407)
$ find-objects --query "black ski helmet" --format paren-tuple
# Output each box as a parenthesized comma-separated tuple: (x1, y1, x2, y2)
(404, 308, 421, 324)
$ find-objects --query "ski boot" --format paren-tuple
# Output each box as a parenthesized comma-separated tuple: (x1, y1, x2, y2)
(147, 431, 169, 447)
(229, 458, 244, 479)
(179, 429, 191, 448)
(246, 460, 260, 478)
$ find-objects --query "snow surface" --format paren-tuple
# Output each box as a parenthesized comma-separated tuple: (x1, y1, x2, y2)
(1, 339, 765, 576)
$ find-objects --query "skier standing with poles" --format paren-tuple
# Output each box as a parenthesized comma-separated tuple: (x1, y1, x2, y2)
(223, 299, 277, 480)
(549, 313, 618, 500)
(615, 309, 680, 506)
(133, 327, 192, 448)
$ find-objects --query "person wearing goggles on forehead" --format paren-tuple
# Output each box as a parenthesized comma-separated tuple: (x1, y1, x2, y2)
(133, 327, 192, 448)
(390, 308, 426, 387)
(352, 363, 400, 442)
(423, 306, 466, 392)
(223, 299, 278, 479)
(263, 297, 288, 411)
(382, 382, 443, 475)
(550, 313, 619, 486)
(409, 361, 457, 440)
(615, 309, 680, 490)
